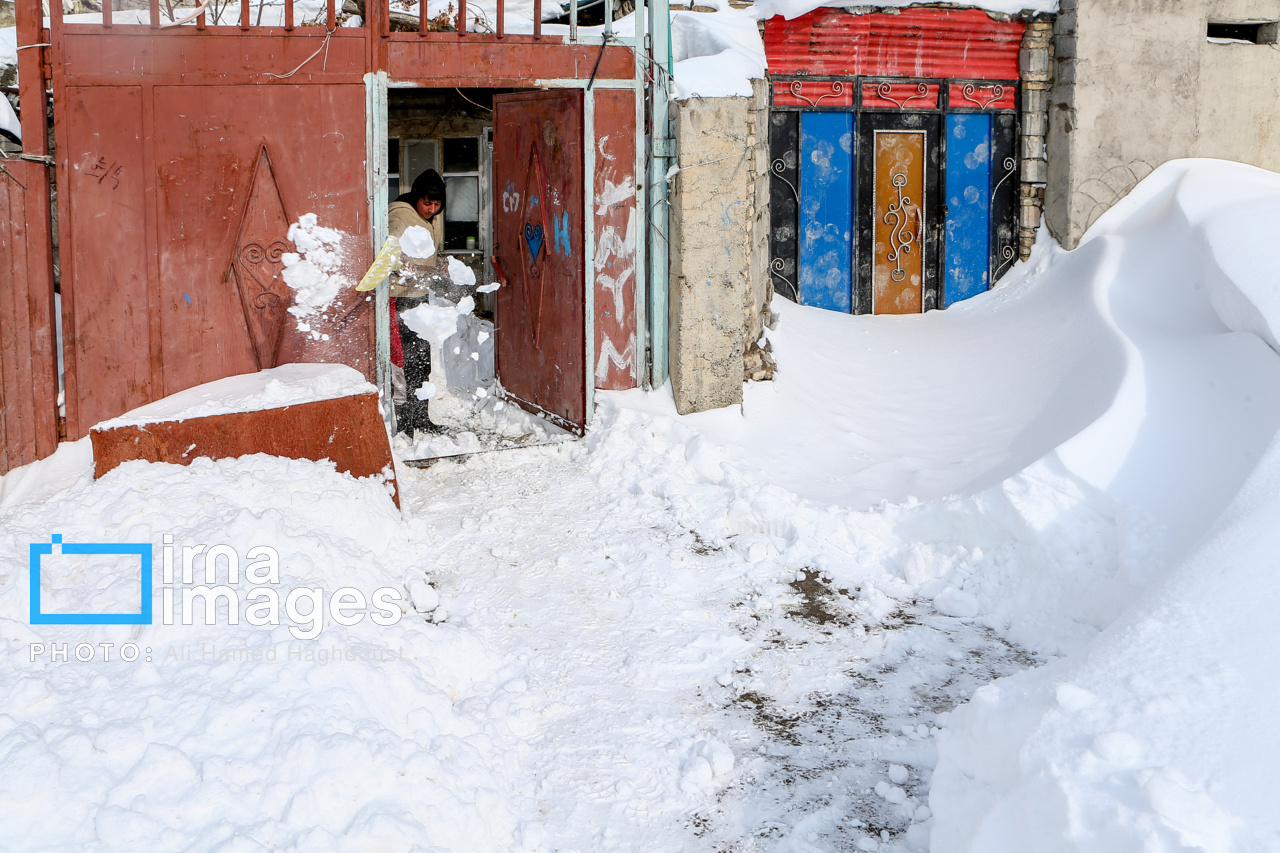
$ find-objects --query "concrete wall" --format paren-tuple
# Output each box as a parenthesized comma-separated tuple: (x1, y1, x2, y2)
(668, 80, 772, 415)
(1047, 0, 1280, 247)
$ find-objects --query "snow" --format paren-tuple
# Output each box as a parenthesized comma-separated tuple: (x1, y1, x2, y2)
(92, 363, 376, 430)
(282, 213, 347, 328)
(667, 0, 767, 99)
(399, 224, 436, 260)
(5, 159, 1280, 851)
(447, 255, 477, 287)
(753, 0, 1058, 24)
(1, 93, 20, 142)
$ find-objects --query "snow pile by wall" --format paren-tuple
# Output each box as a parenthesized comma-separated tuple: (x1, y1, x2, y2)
(669, 0, 766, 99)
(92, 363, 376, 430)
(924, 161, 1280, 851)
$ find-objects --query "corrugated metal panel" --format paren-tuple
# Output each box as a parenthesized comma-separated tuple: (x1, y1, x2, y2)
(764, 8, 1025, 81)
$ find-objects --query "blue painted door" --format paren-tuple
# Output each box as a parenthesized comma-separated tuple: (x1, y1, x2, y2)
(798, 112, 854, 313)
(943, 113, 992, 306)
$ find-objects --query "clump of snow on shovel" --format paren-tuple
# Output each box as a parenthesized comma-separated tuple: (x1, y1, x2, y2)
(399, 225, 436, 260)
(282, 213, 347, 334)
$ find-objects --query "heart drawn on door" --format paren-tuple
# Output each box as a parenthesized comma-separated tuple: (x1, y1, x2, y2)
(523, 222, 545, 275)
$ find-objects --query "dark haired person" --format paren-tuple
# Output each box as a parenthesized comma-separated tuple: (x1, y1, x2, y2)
(386, 170, 446, 432)
(388, 169, 446, 253)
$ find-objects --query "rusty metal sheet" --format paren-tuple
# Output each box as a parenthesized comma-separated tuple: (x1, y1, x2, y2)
(0, 161, 61, 474)
(54, 75, 373, 439)
(592, 88, 639, 391)
(492, 90, 587, 434)
(151, 83, 373, 398)
(57, 85, 155, 439)
(386, 38, 635, 86)
(771, 79, 855, 108)
(89, 393, 399, 507)
(861, 81, 940, 110)
(764, 8, 1024, 81)
(872, 129, 926, 314)
(948, 82, 1017, 111)
(58, 29, 370, 85)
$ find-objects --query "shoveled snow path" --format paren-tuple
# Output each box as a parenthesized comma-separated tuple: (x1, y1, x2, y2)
(400, 432, 1036, 852)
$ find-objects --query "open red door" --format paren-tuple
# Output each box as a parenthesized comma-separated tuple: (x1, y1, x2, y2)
(492, 91, 587, 435)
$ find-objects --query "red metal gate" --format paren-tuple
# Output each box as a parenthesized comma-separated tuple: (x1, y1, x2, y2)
(492, 90, 587, 435)
(44, 7, 374, 441)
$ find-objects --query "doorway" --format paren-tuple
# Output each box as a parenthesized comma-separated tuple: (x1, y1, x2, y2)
(384, 87, 588, 461)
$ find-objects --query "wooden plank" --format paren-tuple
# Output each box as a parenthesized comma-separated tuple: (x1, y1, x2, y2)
(0, 161, 59, 473)
(799, 111, 854, 313)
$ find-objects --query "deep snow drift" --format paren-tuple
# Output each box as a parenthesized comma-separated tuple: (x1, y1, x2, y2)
(3, 160, 1280, 851)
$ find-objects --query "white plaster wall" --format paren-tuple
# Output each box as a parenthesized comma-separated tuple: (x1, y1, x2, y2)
(1047, 0, 1280, 247)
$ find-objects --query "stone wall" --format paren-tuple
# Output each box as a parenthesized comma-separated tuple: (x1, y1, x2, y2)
(1046, 0, 1280, 248)
(1018, 16, 1053, 260)
(668, 80, 772, 415)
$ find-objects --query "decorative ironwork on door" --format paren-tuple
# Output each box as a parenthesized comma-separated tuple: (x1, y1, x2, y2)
(766, 74, 1019, 315)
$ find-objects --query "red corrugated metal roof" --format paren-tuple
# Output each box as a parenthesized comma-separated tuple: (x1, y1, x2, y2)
(764, 7, 1025, 81)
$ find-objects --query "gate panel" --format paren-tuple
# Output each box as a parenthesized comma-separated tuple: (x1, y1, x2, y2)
(152, 84, 372, 395)
(60, 85, 152, 437)
(768, 111, 800, 303)
(943, 113, 992, 306)
(857, 113, 940, 315)
(798, 111, 854, 313)
(872, 130, 926, 314)
(492, 91, 587, 435)
(592, 88, 639, 391)
(0, 161, 60, 474)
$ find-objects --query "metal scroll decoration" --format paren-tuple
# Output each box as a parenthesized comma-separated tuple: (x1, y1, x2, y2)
(770, 158, 799, 203)
(991, 156, 1019, 279)
(788, 79, 846, 107)
(992, 155, 1017, 196)
(768, 257, 799, 302)
(875, 82, 931, 110)
(883, 172, 917, 283)
(958, 83, 1006, 110)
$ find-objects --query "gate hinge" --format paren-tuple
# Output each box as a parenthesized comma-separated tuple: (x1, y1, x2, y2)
(652, 136, 676, 158)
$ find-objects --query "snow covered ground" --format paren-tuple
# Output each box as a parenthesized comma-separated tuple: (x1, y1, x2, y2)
(3, 160, 1280, 851)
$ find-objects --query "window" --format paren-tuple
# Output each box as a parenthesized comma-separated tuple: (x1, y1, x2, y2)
(1206, 21, 1279, 44)
(387, 137, 400, 203)
(442, 137, 481, 252)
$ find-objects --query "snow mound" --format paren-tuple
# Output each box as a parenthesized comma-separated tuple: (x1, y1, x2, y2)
(0, 450, 520, 850)
(925, 161, 1280, 852)
(93, 363, 376, 430)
